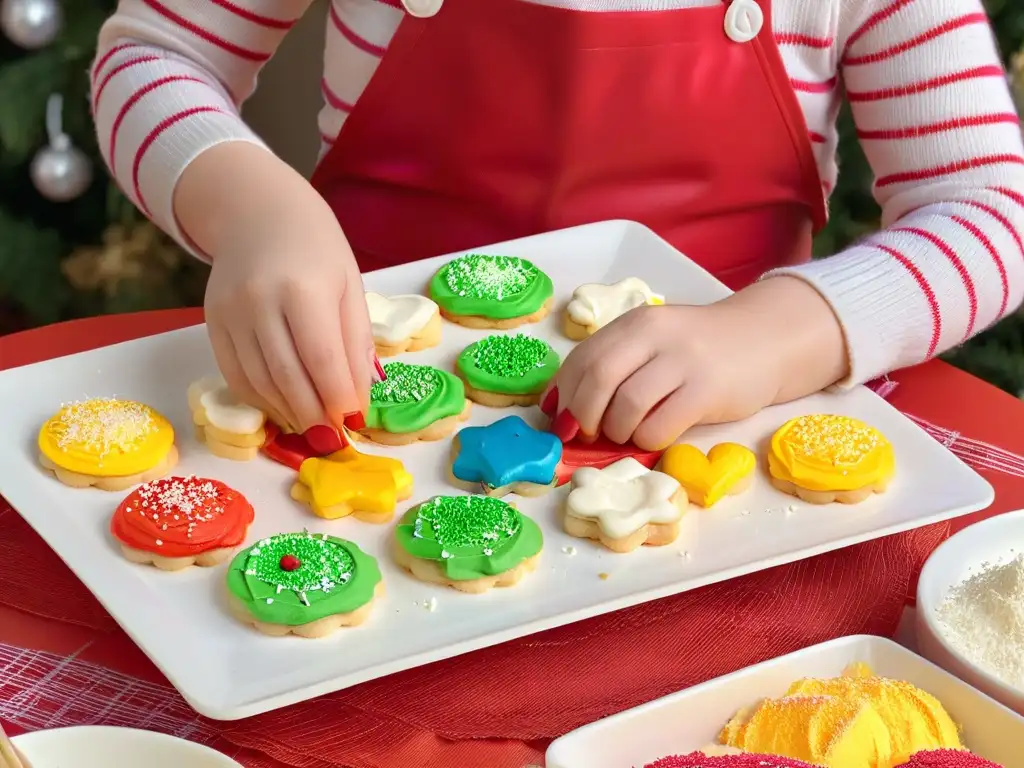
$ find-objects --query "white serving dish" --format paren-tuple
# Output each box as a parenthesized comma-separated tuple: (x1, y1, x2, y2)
(917, 509, 1024, 716)
(0, 220, 993, 720)
(12, 725, 241, 767)
(546, 635, 1024, 768)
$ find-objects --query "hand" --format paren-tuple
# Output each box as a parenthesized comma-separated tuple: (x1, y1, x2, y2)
(178, 143, 375, 432)
(548, 277, 849, 449)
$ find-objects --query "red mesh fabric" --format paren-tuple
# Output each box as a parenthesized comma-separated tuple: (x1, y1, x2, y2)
(0, 499, 947, 761)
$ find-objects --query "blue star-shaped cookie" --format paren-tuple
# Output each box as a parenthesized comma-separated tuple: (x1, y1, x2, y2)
(452, 415, 562, 491)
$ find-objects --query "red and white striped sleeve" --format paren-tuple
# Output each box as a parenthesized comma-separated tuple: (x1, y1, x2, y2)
(771, 0, 1024, 386)
(90, 0, 312, 250)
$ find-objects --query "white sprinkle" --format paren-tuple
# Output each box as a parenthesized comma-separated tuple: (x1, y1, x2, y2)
(155, 539, 163, 546)
(425, 597, 438, 612)
(266, 598, 274, 605)
(561, 545, 577, 557)
(679, 550, 691, 560)
(786, 504, 798, 515)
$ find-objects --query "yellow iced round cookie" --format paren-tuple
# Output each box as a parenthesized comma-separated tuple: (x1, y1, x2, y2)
(660, 442, 755, 507)
(768, 414, 894, 504)
(38, 398, 175, 477)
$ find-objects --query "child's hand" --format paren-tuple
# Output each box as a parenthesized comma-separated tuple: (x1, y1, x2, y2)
(549, 277, 849, 449)
(203, 226, 373, 434)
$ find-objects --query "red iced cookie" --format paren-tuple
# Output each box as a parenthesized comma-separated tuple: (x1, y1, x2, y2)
(897, 751, 1003, 768)
(555, 433, 665, 486)
(261, 422, 349, 471)
(644, 753, 817, 768)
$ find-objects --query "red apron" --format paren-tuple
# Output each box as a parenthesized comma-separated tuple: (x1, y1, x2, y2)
(309, 0, 827, 290)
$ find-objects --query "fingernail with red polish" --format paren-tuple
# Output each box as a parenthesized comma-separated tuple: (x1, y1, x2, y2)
(344, 411, 366, 431)
(540, 386, 559, 416)
(551, 409, 580, 442)
(305, 424, 346, 455)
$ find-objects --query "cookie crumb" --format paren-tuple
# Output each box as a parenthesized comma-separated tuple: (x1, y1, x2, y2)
(786, 504, 798, 515)
(598, 572, 609, 580)
(561, 545, 577, 557)
(678, 550, 691, 560)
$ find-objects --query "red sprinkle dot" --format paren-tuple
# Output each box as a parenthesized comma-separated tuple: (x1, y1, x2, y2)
(279, 554, 301, 571)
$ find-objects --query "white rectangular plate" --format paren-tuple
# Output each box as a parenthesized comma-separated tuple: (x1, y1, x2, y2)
(0, 221, 994, 720)
(546, 635, 1024, 768)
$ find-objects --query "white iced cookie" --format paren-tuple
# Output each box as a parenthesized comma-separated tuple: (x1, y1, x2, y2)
(366, 291, 442, 356)
(187, 376, 267, 461)
(564, 457, 685, 553)
(563, 277, 663, 340)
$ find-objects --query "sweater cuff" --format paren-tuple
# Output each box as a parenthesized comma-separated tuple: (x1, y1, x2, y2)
(765, 246, 930, 389)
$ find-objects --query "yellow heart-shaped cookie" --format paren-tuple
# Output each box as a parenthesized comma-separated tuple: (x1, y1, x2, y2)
(660, 442, 755, 507)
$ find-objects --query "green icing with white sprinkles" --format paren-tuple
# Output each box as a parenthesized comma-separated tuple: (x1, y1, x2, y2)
(366, 362, 466, 434)
(456, 334, 559, 395)
(226, 532, 380, 626)
(395, 495, 543, 581)
(429, 254, 554, 320)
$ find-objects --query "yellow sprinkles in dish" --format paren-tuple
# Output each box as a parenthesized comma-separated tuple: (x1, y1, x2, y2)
(49, 398, 156, 457)
(783, 414, 885, 466)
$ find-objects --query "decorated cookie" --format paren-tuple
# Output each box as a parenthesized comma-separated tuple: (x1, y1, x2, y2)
(187, 376, 267, 461)
(660, 443, 755, 507)
(393, 495, 543, 593)
(38, 398, 177, 491)
(564, 277, 664, 340)
(554, 434, 665, 486)
(450, 415, 562, 497)
(643, 754, 814, 768)
(565, 457, 685, 553)
(428, 254, 554, 329)
(110, 476, 254, 571)
(455, 333, 560, 407)
(262, 422, 348, 471)
(226, 532, 383, 638)
(366, 291, 442, 357)
(768, 414, 895, 504)
(354, 361, 471, 445)
(291, 447, 413, 524)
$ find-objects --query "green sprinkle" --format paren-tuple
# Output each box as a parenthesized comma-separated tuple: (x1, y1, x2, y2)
(472, 334, 551, 378)
(372, 362, 441, 404)
(414, 496, 521, 556)
(245, 532, 354, 594)
(443, 254, 539, 300)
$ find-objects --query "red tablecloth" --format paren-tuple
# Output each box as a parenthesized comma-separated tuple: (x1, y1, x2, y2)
(3, 309, 1024, 768)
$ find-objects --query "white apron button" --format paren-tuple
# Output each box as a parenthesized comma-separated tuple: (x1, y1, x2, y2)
(402, 0, 443, 17)
(724, 0, 763, 44)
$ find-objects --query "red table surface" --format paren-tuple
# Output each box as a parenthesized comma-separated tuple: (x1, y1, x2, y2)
(3, 308, 1024, 768)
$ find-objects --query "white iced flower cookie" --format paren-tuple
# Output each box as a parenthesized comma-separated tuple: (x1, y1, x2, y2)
(187, 376, 267, 461)
(564, 457, 686, 553)
(366, 291, 443, 356)
(563, 277, 664, 340)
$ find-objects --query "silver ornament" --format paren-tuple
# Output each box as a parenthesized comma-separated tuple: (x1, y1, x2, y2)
(0, 0, 62, 49)
(31, 94, 93, 202)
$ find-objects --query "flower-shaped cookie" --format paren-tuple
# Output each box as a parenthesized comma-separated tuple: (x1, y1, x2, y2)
(450, 415, 562, 497)
(565, 456, 685, 552)
(291, 447, 413, 524)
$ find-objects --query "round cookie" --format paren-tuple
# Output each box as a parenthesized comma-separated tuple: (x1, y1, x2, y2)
(564, 277, 663, 340)
(188, 376, 267, 461)
(768, 414, 895, 504)
(455, 333, 560, 407)
(565, 456, 686, 553)
(291, 448, 414, 524)
(226, 532, 383, 638)
(366, 291, 442, 357)
(393, 495, 543, 593)
(428, 253, 554, 329)
(449, 415, 562, 497)
(354, 361, 471, 445)
(38, 398, 177, 491)
(111, 476, 254, 571)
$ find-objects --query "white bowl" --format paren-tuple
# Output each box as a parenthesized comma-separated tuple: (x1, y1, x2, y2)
(916, 509, 1024, 716)
(12, 725, 242, 768)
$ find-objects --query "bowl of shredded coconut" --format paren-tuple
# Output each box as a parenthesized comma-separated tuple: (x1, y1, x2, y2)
(917, 510, 1024, 715)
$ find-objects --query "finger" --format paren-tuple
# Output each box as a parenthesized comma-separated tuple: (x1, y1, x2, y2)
(208, 322, 288, 427)
(338, 269, 374, 410)
(253, 314, 326, 431)
(632, 383, 711, 450)
(566, 340, 653, 437)
(282, 289, 361, 425)
(601, 357, 685, 445)
(551, 330, 608, 416)
(228, 326, 300, 431)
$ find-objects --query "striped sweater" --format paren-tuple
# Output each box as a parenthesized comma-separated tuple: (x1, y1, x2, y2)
(91, 0, 1024, 386)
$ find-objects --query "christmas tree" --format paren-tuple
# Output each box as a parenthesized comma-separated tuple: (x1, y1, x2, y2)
(0, 0, 1023, 390)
